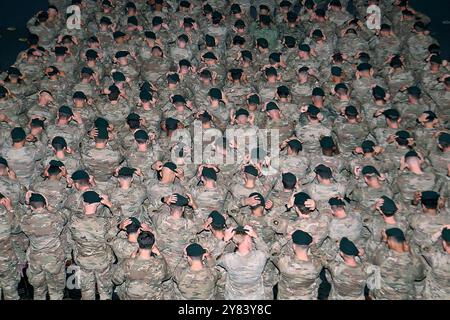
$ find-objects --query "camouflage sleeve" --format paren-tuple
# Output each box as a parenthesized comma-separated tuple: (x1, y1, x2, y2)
(112, 260, 127, 286)
(254, 236, 269, 258)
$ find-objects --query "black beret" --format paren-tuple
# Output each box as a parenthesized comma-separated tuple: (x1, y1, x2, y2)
(140, 89, 152, 101)
(165, 118, 179, 130)
(209, 88, 222, 100)
(100, 17, 112, 25)
(385, 227, 406, 242)
(115, 51, 130, 59)
(209, 210, 226, 229)
(144, 31, 156, 39)
(96, 126, 109, 139)
(362, 165, 380, 176)
(407, 86, 421, 96)
(11, 127, 26, 141)
(294, 192, 311, 206)
(127, 16, 138, 26)
(340, 237, 359, 256)
(134, 129, 149, 141)
(383, 109, 400, 121)
(82, 191, 102, 204)
(298, 44, 310, 52)
(241, 50, 253, 61)
(380, 196, 397, 215)
(357, 63, 372, 71)
(345, 105, 359, 117)
(292, 230, 313, 245)
(244, 165, 258, 177)
(0, 157, 8, 167)
(163, 161, 177, 172)
(235, 108, 249, 118)
(152, 16, 163, 26)
(372, 86, 386, 99)
(73, 91, 87, 100)
(112, 71, 126, 82)
(266, 101, 279, 111)
(173, 193, 189, 207)
(167, 73, 180, 83)
(31, 118, 45, 128)
(179, 59, 191, 67)
(320, 136, 335, 149)
(118, 167, 136, 177)
(51, 136, 67, 148)
(361, 140, 375, 152)
(94, 117, 109, 128)
(331, 66, 342, 76)
(249, 192, 265, 208)
(202, 52, 217, 60)
(256, 38, 269, 48)
(71, 170, 89, 181)
(247, 94, 260, 105)
(205, 34, 216, 47)
(314, 164, 332, 179)
(186, 243, 206, 257)
(269, 52, 281, 63)
(29, 193, 46, 204)
(282, 172, 297, 185)
(307, 105, 320, 116)
(265, 67, 278, 76)
(442, 228, 450, 242)
(277, 85, 290, 96)
(199, 111, 212, 122)
(420, 190, 440, 207)
(201, 167, 217, 181)
(113, 31, 126, 39)
(7, 67, 22, 76)
(334, 83, 348, 91)
(287, 139, 302, 151)
(404, 150, 419, 159)
(49, 160, 64, 168)
(438, 132, 450, 146)
(54, 46, 68, 55)
(329, 197, 345, 206)
(85, 49, 99, 59)
(81, 67, 94, 75)
(172, 95, 186, 104)
(126, 113, 140, 122)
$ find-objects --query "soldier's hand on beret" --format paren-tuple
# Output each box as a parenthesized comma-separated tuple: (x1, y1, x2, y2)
(140, 223, 153, 233)
(165, 194, 177, 205)
(119, 218, 133, 230)
(265, 200, 273, 210)
(0, 197, 13, 211)
(245, 195, 261, 207)
(100, 195, 112, 208)
(305, 199, 316, 211)
(203, 217, 213, 230)
(244, 225, 258, 238)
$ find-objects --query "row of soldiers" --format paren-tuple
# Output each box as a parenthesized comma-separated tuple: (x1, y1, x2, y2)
(0, 0, 449, 300)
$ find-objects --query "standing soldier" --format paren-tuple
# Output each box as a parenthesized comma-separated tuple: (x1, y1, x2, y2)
(112, 231, 169, 300)
(272, 230, 322, 300)
(20, 192, 66, 300)
(68, 191, 118, 300)
(172, 243, 219, 300)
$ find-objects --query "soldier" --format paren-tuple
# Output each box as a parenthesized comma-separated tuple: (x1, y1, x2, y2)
(112, 231, 169, 300)
(272, 230, 322, 300)
(2, 127, 44, 187)
(172, 243, 219, 300)
(68, 191, 118, 300)
(0, 194, 21, 300)
(20, 193, 66, 300)
(421, 228, 450, 300)
(325, 237, 372, 300)
(218, 225, 269, 300)
(371, 228, 425, 300)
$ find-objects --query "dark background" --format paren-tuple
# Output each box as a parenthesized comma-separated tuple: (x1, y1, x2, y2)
(0, 0, 449, 71)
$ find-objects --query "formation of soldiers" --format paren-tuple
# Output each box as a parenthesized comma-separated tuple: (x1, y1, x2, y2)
(0, 0, 449, 300)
